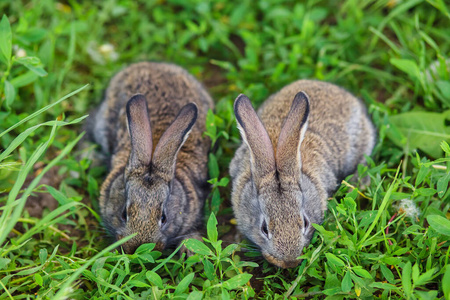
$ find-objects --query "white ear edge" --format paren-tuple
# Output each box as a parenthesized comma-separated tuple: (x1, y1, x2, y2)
(126, 115, 131, 137)
(236, 121, 257, 170)
(297, 119, 308, 174)
(180, 128, 193, 150)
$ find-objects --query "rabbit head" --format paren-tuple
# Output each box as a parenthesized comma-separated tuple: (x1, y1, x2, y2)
(232, 92, 319, 269)
(101, 94, 198, 254)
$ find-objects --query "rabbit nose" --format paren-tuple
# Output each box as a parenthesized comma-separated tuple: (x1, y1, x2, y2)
(120, 242, 138, 254)
(115, 234, 131, 253)
(280, 259, 301, 269)
(116, 234, 141, 253)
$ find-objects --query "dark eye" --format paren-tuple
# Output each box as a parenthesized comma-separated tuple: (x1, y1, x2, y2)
(303, 214, 310, 231)
(161, 211, 167, 225)
(261, 219, 269, 238)
(122, 207, 127, 223)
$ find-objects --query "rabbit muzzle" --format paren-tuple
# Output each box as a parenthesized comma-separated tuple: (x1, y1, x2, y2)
(262, 251, 301, 269)
(117, 233, 165, 254)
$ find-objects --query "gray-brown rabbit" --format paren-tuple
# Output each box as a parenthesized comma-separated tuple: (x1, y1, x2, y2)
(230, 80, 376, 268)
(89, 62, 214, 253)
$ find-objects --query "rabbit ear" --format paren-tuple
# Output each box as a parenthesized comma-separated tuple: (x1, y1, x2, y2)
(152, 103, 198, 181)
(234, 94, 276, 188)
(126, 94, 153, 170)
(276, 92, 310, 181)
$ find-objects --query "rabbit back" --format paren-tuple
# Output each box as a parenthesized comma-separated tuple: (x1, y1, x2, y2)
(258, 80, 376, 201)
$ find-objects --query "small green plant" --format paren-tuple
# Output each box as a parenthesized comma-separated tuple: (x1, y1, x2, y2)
(204, 109, 231, 216)
(0, 15, 47, 111)
(184, 212, 257, 299)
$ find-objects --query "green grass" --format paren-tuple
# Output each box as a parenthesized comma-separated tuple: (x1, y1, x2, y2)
(1, 0, 450, 299)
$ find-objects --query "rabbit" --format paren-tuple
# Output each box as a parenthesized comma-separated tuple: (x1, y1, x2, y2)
(230, 80, 376, 268)
(88, 62, 214, 254)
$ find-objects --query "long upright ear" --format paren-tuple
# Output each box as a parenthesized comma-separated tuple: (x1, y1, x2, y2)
(234, 94, 276, 189)
(276, 91, 310, 181)
(126, 94, 153, 171)
(152, 103, 198, 181)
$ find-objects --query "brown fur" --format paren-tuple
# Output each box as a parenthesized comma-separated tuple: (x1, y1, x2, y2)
(89, 62, 214, 253)
(230, 80, 375, 268)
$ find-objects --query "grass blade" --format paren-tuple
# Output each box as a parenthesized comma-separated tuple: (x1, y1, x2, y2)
(0, 132, 84, 247)
(0, 84, 88, 138)
(0, 116, 87, 162)
(0, 14, 12, 65)
(358, 165, 401, 249)
(52, 235, 134, 300)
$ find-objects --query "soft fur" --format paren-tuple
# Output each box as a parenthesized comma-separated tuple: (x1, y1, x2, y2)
(89, 62, 214, 253)
(230, 80, 376, 268)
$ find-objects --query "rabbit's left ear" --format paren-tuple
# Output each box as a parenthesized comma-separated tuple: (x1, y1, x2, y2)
(126, 94, 153, 171)
(276, 92, 310, 182)
(234, 94, 276, 190)
(151, 103, 198, 182)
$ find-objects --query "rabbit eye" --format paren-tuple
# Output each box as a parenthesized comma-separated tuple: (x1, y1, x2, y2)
(161, 211, 167, 225)
(303, 213, 310, 232)
(261, 219, 269, 238)
(122, 207, 127, 223)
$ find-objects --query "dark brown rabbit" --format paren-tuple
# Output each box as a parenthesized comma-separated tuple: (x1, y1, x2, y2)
(89, 62, 214, 253)
(230, 80, 375, 268)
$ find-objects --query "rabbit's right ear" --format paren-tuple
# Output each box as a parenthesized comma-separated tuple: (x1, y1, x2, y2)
(276, 91, 309, 182)
(126, 94, 153, 171)
(234, 94, 276, 189)
(152, 103, 198, 182)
